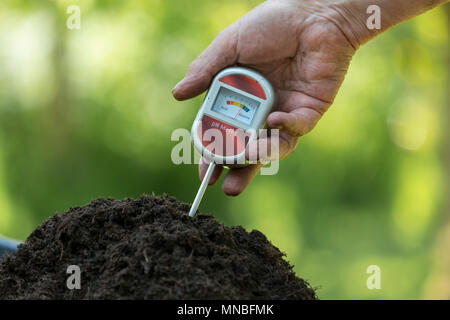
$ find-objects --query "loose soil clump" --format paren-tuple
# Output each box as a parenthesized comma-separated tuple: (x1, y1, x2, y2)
(0, 194, 317, 299)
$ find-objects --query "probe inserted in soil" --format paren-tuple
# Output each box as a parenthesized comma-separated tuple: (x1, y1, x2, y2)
(188, 162, 215, 217)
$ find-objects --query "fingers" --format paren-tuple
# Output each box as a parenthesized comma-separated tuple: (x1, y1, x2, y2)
(221, 132, 297, 197)
(220, 131, 298, 196)
(245, 130, 297, 162)
(222, 163, 264, 197)
(266, 108, 322, 137)
(266, 89, 330, 137)
(198, 158, 262, 196)
(199, 158, 223, 185)
(198, 131, 298, 196)
(172, 28, 238, 101)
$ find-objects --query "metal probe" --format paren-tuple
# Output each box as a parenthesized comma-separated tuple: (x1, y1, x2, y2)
(188, 162, 216, 217)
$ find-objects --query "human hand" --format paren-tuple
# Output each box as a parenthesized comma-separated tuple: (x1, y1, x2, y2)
(172, 0, 359, 196)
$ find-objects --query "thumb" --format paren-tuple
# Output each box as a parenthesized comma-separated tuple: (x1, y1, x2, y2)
(172, 28, 238, 101)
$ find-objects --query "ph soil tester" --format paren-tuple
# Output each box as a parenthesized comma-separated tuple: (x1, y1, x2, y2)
(188, 67, 274, 217)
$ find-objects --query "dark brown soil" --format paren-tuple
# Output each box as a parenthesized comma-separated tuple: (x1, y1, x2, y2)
(0, 194, 317, 300)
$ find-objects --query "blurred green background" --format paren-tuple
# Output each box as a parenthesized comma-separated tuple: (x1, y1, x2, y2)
(0, 0, 449, 299)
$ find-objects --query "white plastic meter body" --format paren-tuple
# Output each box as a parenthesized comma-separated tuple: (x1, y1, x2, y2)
(191, 67, 274, 166)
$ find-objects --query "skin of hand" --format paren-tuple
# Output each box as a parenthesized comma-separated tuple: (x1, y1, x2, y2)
(172, 0, 448, 196)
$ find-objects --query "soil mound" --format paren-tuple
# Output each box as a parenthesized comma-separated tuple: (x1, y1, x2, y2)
(0, 195, 317, 299)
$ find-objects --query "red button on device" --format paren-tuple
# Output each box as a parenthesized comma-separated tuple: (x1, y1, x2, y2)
(219, 74, 266, 100)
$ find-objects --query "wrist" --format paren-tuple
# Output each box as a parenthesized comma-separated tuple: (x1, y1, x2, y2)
(315, 2, 369, 49)
(266, 0, 367, 49)
(321, 0, 449, 47)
